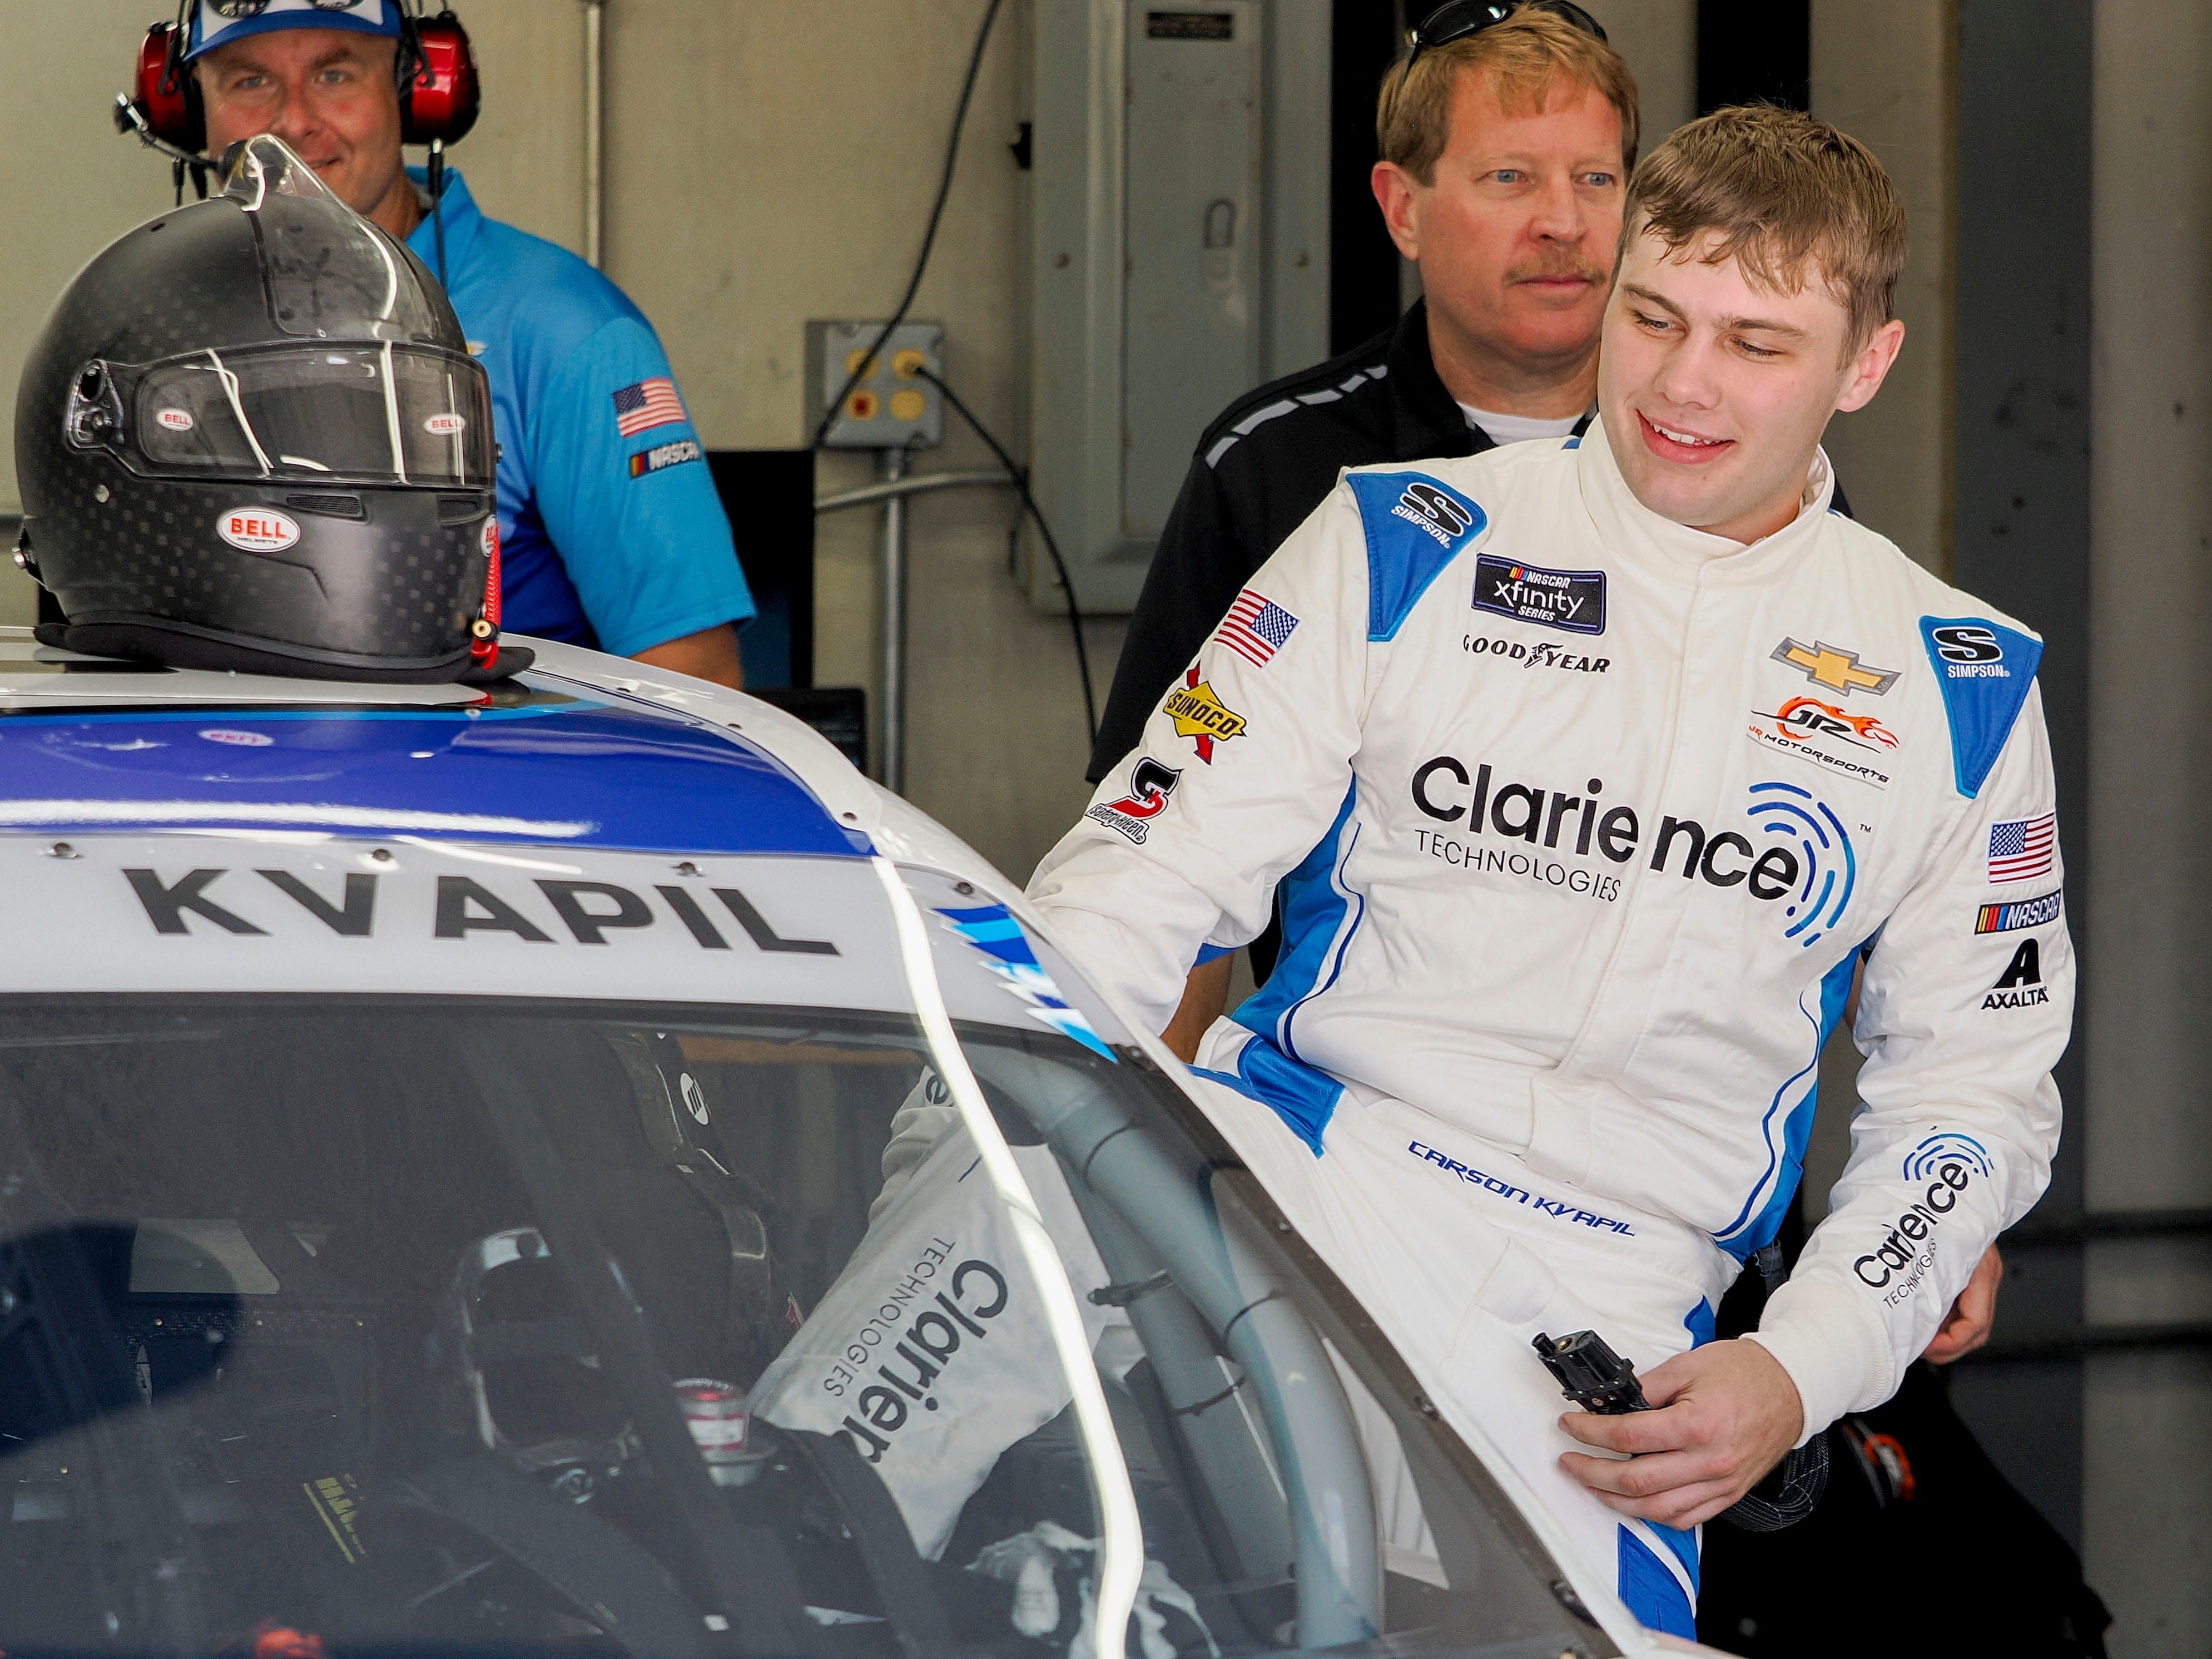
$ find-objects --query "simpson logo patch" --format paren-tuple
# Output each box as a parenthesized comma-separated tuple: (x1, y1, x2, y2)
(1392, 480, 1476, 546)
(1162, 667, 1246, 763)
(1472, 553, 1605, 635)
(629, 438, 704, 479)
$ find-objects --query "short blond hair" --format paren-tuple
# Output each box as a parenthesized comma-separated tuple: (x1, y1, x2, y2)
(1622, 105, 1908, 354)
(1376, 5, 1639, 186)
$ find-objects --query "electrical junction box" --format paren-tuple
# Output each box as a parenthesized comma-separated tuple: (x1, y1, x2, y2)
(1023, 0, 1331, 613)
(805, 319, 945, 449)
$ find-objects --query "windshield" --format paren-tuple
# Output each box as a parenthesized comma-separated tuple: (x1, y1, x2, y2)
(0, 870, 1593, 1659)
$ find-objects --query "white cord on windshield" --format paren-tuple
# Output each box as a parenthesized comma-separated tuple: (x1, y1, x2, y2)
(363, 207, 402, 325)
(204, 349, 272, 477)
(381, 340, 409, 484)
(869, 858, 1143, 1659)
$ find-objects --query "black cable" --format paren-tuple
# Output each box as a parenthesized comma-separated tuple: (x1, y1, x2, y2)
(809, 0, 1005, 450)
(914, 366, 1098, 747)
(427, 141, 448, 289)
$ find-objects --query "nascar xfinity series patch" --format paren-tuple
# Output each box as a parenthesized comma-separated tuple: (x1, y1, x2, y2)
(1472, 553, 1605, 635)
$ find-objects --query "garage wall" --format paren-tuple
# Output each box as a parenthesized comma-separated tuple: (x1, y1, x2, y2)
(0, 0, 1109, 884)
(1809, 0, 1955, 577)
(0, 1, 1704, 890)
(2084, 3, 2212, 1651)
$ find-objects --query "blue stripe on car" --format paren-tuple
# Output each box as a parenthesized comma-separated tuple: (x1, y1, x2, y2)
(0, 695, 868, 858)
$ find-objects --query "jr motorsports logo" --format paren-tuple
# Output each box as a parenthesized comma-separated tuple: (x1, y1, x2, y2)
(1747, 695, 1901, 789)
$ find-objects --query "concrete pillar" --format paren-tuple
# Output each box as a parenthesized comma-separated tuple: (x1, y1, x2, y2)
(1809, 0, 1955, 576)
(1794, 2, 1958, 1215)
(2085, 4, 2212, 1652)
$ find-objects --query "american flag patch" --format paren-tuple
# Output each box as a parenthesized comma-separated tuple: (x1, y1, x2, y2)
(1988, 811, 2056, 883)
(1212, 589, 1300, 667)
(612, 377, 687, 438)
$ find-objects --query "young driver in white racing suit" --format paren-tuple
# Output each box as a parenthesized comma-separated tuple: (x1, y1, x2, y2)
(1026, 107, 2071, 1638)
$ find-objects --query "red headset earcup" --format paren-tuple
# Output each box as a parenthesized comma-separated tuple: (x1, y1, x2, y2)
(135, 22, 206, 152)
(398, 16, 481, 147)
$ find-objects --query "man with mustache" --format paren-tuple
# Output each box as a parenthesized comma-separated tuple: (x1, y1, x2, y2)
(1092, 2, 1634, 1050)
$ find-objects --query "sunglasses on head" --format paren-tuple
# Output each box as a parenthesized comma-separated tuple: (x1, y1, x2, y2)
(1401, 0, 1609, 78)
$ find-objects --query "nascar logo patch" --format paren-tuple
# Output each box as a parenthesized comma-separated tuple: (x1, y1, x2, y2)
(629, 438, 703, 479)
(1975, 890, 2061, 934)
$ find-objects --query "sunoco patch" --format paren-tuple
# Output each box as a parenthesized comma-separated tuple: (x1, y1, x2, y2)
(1472, 553, 1605, 635)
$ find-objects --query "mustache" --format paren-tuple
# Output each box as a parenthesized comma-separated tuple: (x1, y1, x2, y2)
(1506, 252, 1609, 285)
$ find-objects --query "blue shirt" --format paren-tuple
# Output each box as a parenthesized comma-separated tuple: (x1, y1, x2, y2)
(405, 169, 753, 656)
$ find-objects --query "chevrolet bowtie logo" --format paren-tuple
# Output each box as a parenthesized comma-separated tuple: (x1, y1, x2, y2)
(1772, 638, 1899, 696)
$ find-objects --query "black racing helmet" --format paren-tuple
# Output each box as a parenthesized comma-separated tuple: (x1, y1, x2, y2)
(14, 135, 527, 682)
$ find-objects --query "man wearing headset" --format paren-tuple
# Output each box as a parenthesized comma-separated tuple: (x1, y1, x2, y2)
(176, 0, 753, 686)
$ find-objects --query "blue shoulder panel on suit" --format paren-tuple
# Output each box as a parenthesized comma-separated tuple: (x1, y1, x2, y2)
(1344, 471, 1486, 642)
(1918, 616, 2043, 797)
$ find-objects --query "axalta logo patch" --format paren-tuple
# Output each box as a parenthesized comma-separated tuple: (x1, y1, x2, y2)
(1984, 939, 2048, 1009)
(1163, 667, 1246, 763)
(217, 508, 299, 553)
(423, 412, 467, 436)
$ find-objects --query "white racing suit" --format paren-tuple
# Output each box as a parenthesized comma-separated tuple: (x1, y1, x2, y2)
(1026, 417, 2072, 1637)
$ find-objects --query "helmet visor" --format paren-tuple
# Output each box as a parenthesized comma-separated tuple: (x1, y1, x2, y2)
(116, 343, 494, 487)
(218, 133, 449, 345)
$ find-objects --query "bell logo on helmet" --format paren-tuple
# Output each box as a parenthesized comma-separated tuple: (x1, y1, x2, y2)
(424, 413, 467, 436)
(155, 408, 195, 433)
(216, 508, 300, 553)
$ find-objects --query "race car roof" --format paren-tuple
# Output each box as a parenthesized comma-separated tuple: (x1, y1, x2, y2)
(0, 630, 871, 859)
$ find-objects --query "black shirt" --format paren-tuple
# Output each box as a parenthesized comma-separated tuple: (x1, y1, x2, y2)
(1089, 298, 1489, 782)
